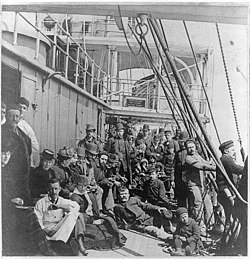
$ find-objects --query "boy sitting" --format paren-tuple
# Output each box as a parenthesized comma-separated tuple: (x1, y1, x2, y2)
(171, 207, 203, 256)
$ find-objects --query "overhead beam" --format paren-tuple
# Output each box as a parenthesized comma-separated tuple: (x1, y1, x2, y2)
(2, 3, 248, 25)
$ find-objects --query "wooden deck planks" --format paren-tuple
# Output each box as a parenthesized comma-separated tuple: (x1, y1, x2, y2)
(87, 229, 169, 257)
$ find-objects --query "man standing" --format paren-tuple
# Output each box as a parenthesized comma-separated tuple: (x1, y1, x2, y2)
(216, 140, 244, 245)
(113, 123, 132, 186)
(164, 129, 179, 153)
(78, 124, 102, 152)
(137, 124, 152, 147)
(17, 97, 39, 167)
(174, 131, 189, 207)
(145, 134, 164, 162)
(34, 178, 88, 255)
(2, 104, 32, 204)
(185, 139, 216, 236)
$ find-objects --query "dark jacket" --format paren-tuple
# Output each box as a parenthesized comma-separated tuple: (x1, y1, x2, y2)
(216, 154, 243, 191)
(174, 217, 200, 244)
(2, 124, 32, 204)
(93, 158, 109, 187)
(78, 136, 102, 152)
(145, 142, 164, 162)
(30, 166, 55, 199)
(116, 196, 159, 224)
(142, 178, 169, 206)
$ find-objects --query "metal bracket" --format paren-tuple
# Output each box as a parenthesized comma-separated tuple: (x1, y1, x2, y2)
(42, 71, 65, 92)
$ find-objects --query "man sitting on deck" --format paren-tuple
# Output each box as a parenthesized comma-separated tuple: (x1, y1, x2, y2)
(114, 186, 173, 241)
(34, 178, 88, 256)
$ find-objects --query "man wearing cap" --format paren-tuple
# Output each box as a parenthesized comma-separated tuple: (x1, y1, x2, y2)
(137, 124, 152, 147)
(145, 134, 164, 162)
(30, 149, 56, 200)
(142, 165, 173, 211)
(17, 97, 39, 167)
(75, 147, 86, 175)
(78, 123, 102, 153)
(93, 151, 115, 213)
(1, 104, 32, 204)
(113, 122, 132, 186)
(171, 207, 202, 256)
(174, 130, 189, 207)
(164, 130, 179, 153)
(52, 147, 74, 199)
(114, 186, 172, 239)
(185, 138, 216, 236)
(172, 128, 182, 141)
(216, 140, 244, 239)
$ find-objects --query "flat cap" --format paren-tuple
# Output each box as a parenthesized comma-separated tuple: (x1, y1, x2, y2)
(176, 207, 188, 217)
(18, 97, 30, 107)
(219, 140, 234, 152)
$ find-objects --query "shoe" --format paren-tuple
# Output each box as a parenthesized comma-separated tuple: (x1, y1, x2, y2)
(78, 236, 89, 256)
(185, 245, 192, 256)
(171, 249, 184, 256)
(70, 238, 80, 256)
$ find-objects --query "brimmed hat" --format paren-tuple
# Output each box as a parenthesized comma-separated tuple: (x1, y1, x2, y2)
(116, 123, 124, 130)
(219, 140, 234, 152)
(155, 162, 164, 170)
(86, 124, 96, 132)
(41, 149, 55, 160)
(158, 128, 164, 133)
(185, 138, 196, 147)
(18, 97, 29, 108)
(76, 175, 89, 186)
(140, 158, 148, 165)
(85, 143, 98, 155)
(176, 207, 188, 217)
(147, 165, 157, 174)
(98, 151, 109, 158)
(179, 131, 189, 141)
(108, 153, 119, 163)
(143, 124, 149, 131)
(57, 148, 71, 159)
(153, 134, 161, 141)
(76, 147, 85, 157)
(64, 147, 75, 157)
(164, 129, 172, 134)
(149, 152, 157, 159)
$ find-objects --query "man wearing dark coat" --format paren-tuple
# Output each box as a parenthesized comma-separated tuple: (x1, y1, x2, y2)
(1, 104, 32, 204)
(216, 140, 244, 247)
(113, 123, 132, 185)
(114, 186, 172, 239)
(78, 124, 102, 152)
(30, 149, 56, 200)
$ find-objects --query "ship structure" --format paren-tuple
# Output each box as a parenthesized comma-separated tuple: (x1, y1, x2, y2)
(1, 3, 248, 257)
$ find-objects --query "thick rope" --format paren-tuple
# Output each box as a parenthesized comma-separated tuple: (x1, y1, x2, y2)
(216, 23, 245, 161)
(183, 21, 221, 144)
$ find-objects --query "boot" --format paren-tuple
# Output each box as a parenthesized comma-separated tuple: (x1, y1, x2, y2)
(77, 235, 88, 256)
(185, 245, 192, 256)
(171, 248, 184, 256)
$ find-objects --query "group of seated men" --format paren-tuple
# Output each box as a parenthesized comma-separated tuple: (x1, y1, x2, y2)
(1, 100, 247, 256)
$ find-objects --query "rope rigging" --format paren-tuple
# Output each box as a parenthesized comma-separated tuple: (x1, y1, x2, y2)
(183, 21, 222, 145)
(215, 23, 245, 162)
(127, 18, 247, 205)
